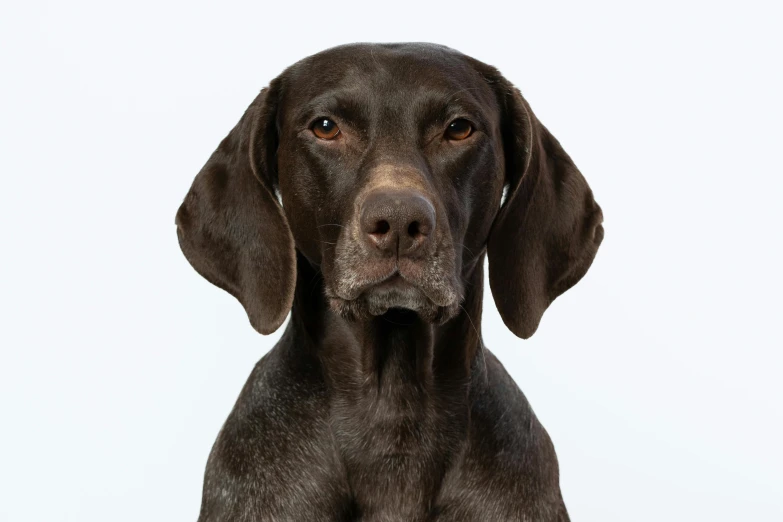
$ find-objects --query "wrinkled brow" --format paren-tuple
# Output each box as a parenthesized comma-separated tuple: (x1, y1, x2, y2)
(289, 85, 493, 133)
(291, 90, 372, 129)
(412, 90, 491, 132)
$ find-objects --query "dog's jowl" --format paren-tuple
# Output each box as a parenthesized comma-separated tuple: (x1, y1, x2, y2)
(176, 43, 603, 522)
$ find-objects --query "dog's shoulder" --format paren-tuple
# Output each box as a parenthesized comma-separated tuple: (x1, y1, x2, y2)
(197, 342, 353, 521)
(433, 349, 569, 520)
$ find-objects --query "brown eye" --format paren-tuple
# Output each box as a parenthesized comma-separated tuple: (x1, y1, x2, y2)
(445, 119, 473, 140)
(312, 118, 340, 140)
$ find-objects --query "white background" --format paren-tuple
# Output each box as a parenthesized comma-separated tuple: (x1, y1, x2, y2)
(2, 1, 781, 520)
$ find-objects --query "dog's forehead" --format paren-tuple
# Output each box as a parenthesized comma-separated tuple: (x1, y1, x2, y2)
(280, 43, 495, 112)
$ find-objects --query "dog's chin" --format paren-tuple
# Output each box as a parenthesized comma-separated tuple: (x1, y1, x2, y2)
(328, 278, 459, 325)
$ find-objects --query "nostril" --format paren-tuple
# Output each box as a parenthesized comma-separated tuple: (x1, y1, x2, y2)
(360, 190, 435, 253)
(372, 220, 390, 235)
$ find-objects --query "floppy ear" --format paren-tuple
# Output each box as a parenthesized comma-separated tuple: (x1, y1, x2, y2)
(487, 76, 604, 339)
(175, 79, 296, 335)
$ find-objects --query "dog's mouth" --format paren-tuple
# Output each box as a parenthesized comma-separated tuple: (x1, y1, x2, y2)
(326, 269, 461, 324)
(362, 274, 432, 315)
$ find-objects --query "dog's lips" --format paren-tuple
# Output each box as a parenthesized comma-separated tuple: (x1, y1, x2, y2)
(361, 274, 429, 315)
(368, 273, 406, 291)
(327, 248, 463, 323)
(333, 265, 399, 301)
(326, 266, 462, 324)
(333, 269, 453, 308)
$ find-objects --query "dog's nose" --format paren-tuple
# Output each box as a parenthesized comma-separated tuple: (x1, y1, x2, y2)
(360, 189, 436, 256)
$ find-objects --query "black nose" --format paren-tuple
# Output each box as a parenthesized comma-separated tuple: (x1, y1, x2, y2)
(360, 189, 436, 257)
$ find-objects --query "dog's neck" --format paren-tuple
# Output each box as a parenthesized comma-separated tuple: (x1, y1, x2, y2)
(288, 253, 487, 516)
(289, 252, 486, 393)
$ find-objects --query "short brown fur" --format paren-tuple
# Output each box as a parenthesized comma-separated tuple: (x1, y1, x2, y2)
(176, 42, 603, 521)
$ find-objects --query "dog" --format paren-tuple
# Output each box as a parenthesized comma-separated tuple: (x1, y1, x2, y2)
(176, 42, 604, 522)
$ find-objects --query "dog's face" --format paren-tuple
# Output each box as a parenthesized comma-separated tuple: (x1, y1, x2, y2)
(176, 43, 603, 338)
(275, 45, 505, 323)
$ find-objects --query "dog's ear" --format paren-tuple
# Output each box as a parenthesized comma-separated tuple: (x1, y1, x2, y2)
(175, 79, 296, 335)
(485, 72, 604, 339)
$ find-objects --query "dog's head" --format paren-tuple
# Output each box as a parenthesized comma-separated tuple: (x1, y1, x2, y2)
(175, 43, 603, 339)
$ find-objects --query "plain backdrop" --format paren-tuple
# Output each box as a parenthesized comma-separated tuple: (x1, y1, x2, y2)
(1, 1, 781, 520)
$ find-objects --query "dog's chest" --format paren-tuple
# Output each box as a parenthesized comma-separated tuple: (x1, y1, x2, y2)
(329, 381, 468, 520)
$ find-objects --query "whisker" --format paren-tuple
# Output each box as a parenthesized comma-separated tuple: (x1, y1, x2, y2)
(454, 242, 477, 257)
(459, 303, 486, 373)
(308, 266, 323, 301)
(459, 304, 482, 341)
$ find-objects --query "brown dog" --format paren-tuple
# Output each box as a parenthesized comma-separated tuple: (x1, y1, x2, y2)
(176, 42, 603, 521)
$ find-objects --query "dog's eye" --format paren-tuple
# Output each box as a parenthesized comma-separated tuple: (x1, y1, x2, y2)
(445, 119, 473, 141)
(312, 118, 340, 140)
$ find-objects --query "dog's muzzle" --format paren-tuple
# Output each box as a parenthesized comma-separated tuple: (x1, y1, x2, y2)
(326, 187, 462, 323)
